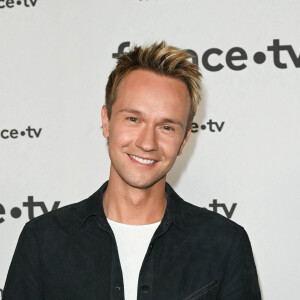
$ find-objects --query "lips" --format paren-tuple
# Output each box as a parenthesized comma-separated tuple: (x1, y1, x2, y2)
(128, 154, 157, 165)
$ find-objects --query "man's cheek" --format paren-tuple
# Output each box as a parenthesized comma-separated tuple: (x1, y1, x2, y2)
(161, 142, 181, 159)
(110, 127, 133, 142)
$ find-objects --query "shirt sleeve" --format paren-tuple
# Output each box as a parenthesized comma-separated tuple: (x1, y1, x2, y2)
(2, 221, 43, 300)
(218, 227, 262, 300)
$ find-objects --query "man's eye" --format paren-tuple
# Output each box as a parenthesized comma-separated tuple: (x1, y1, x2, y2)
(128, 117, 138, 122)
(163, 125, 173, 131)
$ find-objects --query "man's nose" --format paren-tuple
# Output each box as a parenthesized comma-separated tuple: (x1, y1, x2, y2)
(135, 125, 158, 152)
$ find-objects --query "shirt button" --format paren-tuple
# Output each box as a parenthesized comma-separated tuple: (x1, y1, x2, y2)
(150, 243, 154, 249)
(115, 285, 121, 291)
(141, 285, 150, 293)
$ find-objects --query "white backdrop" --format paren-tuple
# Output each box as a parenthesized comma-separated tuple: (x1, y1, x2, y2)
(1, 0, 299, 299)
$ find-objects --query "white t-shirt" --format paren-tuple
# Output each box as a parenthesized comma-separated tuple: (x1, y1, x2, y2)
(107, 218, 161, 300)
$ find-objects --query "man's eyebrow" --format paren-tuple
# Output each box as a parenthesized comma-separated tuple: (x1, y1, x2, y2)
(161, 118, 184, 128)
(119, 109, 184, 128)
(119, 109, 143, 115)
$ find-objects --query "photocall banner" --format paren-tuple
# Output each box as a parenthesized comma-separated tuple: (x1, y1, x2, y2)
(0, 0, 299, 299)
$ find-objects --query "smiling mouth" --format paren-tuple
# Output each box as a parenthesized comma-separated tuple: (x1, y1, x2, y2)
(128, 154, 157, 165)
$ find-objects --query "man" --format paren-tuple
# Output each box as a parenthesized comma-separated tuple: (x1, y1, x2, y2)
(3, 42, 261, 299)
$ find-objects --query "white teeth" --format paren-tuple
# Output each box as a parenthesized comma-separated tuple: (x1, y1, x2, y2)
(129, 155, 156, 165)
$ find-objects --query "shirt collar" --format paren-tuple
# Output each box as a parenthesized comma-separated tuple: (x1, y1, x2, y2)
(79, 181, 108, 227)
(79, 181, 187, 231)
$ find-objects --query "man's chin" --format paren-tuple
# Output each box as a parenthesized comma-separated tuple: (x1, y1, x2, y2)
(124, 176, 166, 190)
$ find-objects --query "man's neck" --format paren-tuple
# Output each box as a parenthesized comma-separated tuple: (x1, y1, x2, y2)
(102, 176, 167, 225)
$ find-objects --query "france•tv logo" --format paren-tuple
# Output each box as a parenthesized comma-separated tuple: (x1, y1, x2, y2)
(113, 40, 300, 71)
(0, 0, 38, 9)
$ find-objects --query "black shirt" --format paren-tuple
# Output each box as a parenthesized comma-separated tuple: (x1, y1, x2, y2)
(3, 181, 261, 299)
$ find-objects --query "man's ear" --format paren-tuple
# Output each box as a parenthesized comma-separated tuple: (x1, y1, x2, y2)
(177, 127, 192, 156)
(101, 105, 109, 138)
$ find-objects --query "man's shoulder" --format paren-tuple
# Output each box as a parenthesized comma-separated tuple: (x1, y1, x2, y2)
(181, 199, 243, 230)
(168, 185, 246, 240)
(175, 198, 248, 248)
(24, 193, 97, 233)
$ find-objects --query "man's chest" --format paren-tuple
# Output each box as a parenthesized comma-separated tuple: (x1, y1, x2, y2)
(40, 226, 223, 300)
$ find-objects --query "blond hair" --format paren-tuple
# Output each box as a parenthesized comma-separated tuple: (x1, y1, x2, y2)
(105, 41, 202, 131)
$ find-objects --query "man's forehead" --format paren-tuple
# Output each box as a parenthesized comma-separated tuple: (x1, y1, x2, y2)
(118, 69, 189, 97)
(111, 69, 191, 126)
(118, 70, 189, 101)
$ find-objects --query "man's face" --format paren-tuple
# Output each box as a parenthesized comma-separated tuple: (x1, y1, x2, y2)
(101, 69, 191, 189)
